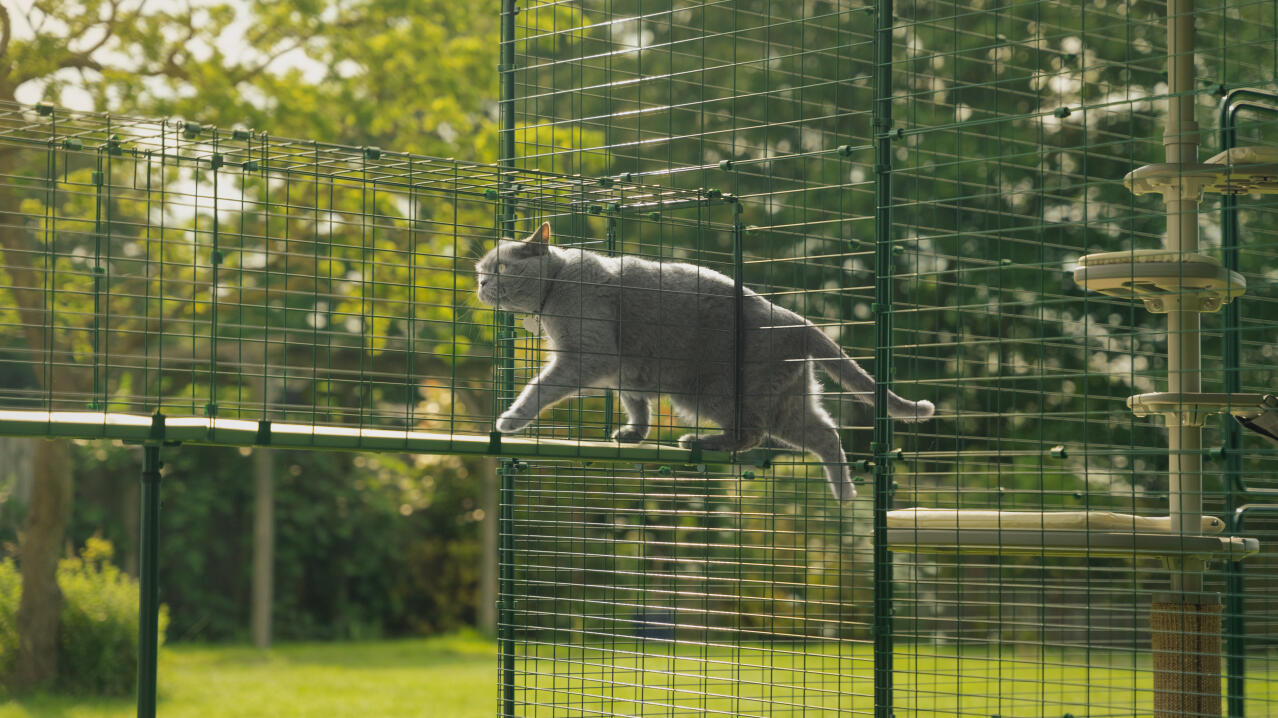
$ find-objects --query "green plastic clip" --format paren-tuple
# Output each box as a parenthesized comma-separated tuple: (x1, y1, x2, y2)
(35, 103, 54, 116)
(183, 122, 203, 139)
(254, 420, 272, 446)
(64, 138, 83, 151)
(232, 129, 251, 141)
(363, 146, 382, 160)
(242, 160, 260, 172)
(210, 153, 224, 170)
(1050, 445, 1068, 459)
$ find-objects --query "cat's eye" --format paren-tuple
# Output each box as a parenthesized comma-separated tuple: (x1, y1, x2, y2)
(497, 262, 509, 273)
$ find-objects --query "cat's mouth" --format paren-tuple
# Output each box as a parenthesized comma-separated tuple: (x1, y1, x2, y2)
(475, 280, 508, 310)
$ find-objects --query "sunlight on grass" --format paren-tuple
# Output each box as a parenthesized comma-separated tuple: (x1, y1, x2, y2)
(1, 636, 1273, 717)
(0, 632, 496, 718)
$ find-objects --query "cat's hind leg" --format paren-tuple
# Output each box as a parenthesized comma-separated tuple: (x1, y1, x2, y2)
(766, 399, 855, 502)
(611, 392, 652, 443)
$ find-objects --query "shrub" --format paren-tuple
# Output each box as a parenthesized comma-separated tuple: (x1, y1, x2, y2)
(0, 537, 168, 696)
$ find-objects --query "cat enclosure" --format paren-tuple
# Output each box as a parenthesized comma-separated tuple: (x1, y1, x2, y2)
(1, 0, 1277, 717)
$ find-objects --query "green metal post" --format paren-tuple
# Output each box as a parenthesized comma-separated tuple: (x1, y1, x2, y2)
(497, 458, 517, 718)
(137, 444, 162, 718)
(1220, 93, 1245, 718)
(603, 215, 618, 437)
(871, 0, 895, 715)
(497, 2, 518, 716)
(732, 202, 745, 439)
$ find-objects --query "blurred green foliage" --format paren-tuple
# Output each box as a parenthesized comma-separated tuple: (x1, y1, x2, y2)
(0, 537, 168, 696)
(65, 443, 485, 643)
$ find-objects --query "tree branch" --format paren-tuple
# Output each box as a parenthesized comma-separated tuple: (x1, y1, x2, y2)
(0, 3, 12, 62)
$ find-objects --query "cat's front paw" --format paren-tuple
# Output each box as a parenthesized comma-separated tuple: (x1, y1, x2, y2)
(611, 427, 647, 443)
(495, 412, 532, 434)
(677, 434, 702, 450)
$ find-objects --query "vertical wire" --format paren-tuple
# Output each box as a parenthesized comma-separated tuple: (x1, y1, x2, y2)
(43, 111, 56, 409)
(209, 133, 221, 418)
(260, 133, 270, 419)
(359, 153, 370, 429)
(310, 143, 321, 429)
(91, 144, 104, 410)
(158, 124, 167, 413)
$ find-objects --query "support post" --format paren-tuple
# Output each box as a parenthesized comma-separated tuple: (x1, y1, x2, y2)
(1154, 2, 1221, 715)
(871, 0, 896, 715)
(1152, 596, 1223, 718)
(497, 459, 517, 718)
(497, 7, 518, 716)
(1164, 0, 1204, 592)
(137, 445, 162, 718)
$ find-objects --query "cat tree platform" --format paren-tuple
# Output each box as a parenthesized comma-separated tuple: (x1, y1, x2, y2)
(1124, 145, 1278, 198)
(1073, 250, 1246, 313)
(1127, 392, 1275, 427)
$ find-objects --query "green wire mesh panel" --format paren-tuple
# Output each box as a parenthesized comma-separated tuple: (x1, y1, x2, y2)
(0, 102, 729, 459)
(504, 461, 876, 715)
(505, 1, 899, 715)
(505, 0, 1278, 717)
(887, 0, 1277, 716)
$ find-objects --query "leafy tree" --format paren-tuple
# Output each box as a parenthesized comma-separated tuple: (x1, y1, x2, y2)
(0, 0, 499, 689)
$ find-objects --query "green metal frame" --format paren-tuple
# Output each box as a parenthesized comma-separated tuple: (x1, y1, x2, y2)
(1218, 87, 1278, 718)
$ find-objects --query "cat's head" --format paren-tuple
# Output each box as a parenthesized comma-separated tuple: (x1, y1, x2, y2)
(475, 222, 558, 313)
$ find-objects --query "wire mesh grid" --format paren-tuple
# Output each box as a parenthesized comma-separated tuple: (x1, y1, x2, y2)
(503, 0, 1278, 716)
(0, 101, 740, 456)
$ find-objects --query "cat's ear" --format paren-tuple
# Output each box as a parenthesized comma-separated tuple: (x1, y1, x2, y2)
(523, 222, 551, 255)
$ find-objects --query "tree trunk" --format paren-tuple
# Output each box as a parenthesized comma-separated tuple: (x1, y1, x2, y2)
(13, 439, 72, 690)
(0, 166, 85, 693)
(250, 448, 274, 649)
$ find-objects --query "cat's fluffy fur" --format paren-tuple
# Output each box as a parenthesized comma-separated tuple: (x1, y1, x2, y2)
(475, 222, 934, 500)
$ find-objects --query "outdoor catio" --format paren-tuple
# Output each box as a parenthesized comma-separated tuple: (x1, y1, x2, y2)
(0, 0, 1277, 717)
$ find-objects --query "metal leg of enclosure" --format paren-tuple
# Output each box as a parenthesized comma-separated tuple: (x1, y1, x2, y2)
(871, 0, 896, 714)
(497, 459, 516, 718)
(137, 444, 162, 718)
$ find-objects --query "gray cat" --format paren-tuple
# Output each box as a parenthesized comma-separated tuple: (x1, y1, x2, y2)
(475, 222, 934, 500)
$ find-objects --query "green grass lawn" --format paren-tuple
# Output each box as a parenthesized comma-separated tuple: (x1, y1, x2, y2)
(0, 632, 496, 718)
(2, 635, 1273, 717)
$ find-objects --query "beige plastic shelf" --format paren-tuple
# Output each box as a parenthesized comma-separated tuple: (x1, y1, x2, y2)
(1073, 250, 1245, 313)
(1127, 392, 1273, 427)
(1125, 146, 1278, 198)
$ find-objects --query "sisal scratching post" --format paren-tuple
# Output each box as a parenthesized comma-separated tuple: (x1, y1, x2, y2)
(1151, 598, 1222, 717)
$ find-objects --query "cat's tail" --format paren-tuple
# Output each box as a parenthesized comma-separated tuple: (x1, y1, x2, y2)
(805, 325, 935, 422)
